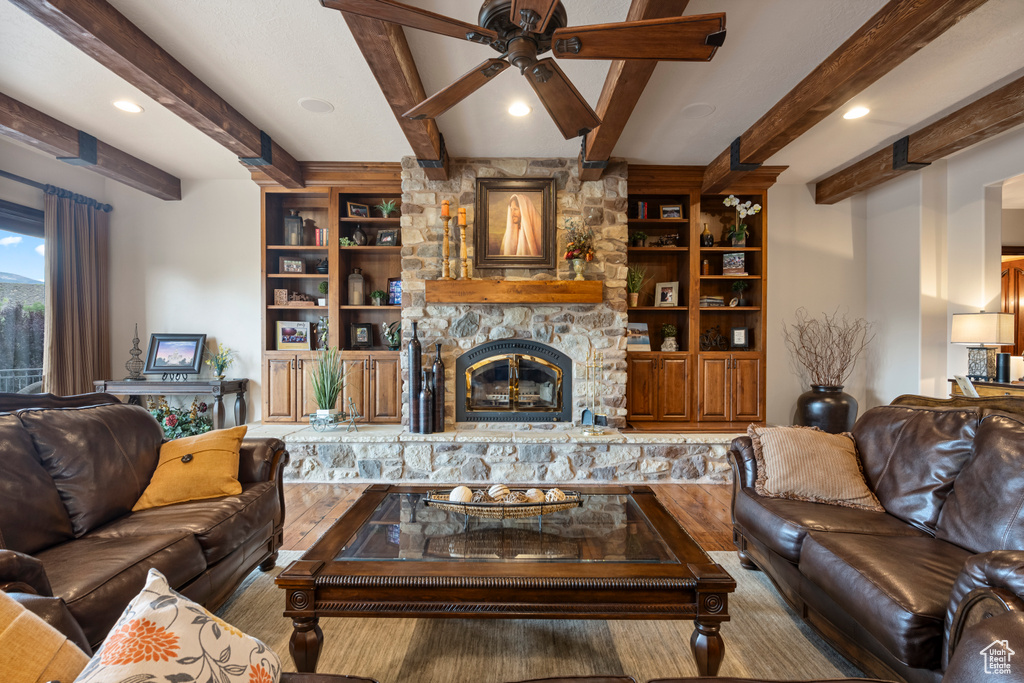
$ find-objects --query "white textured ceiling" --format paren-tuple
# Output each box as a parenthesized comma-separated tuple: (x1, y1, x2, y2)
(0, 0, 1022, 188)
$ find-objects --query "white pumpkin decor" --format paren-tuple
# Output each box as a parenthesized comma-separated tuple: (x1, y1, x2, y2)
(448, 485, 473, 503)
(488, 483, 510, 500)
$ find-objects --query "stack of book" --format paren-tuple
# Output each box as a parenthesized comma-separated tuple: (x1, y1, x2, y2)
(700, 295, 726, 307)
(313, 227, 329, 246)
(636, 202, 649, 219)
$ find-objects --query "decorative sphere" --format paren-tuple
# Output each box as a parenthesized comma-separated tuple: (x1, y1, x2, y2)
(525, 488, 546, 503)
(488, 483, 510, 500)
(449, 486, 473, 503)
(545, 488, 566, 502)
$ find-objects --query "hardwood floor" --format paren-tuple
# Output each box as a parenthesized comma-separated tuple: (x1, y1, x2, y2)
(281, 483, 735, 552)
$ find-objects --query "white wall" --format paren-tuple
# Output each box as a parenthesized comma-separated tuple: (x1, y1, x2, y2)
(1003, 209, 1024, 245)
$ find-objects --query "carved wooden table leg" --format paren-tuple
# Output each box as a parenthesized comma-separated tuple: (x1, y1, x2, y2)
(213, 394, 225, 430)
(235, 391, 247, 425)
(691, 619, 725, 676)
(290, 616, 323, 673)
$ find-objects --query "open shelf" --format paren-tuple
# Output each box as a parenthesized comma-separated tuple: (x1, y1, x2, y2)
(700, 275, 761, 280)
(700, 246, 761, 252)
(339, 217, 400, 223)
(339, 246, 402, 251)
(699, 306, 761, 311)
(628, 247, 688, 252)
(267, 274, 326, 279)
(629, 306, 689, 312)
(267, 245, 330, 251)
(267, 305, 328, 310)
(339, 305, 401, 310)
(629, 219, 689, 224)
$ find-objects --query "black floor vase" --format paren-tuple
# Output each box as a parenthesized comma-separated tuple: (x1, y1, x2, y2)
(795, 385, 858, 433)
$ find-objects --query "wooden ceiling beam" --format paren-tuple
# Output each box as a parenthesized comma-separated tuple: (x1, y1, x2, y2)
(340, 13, 449, 181)
(702, 0, 989, 194)
(578, 0, 688, 182)
(9, 0, 304, 188)
(0, 92, 181, 200)
(815, 75, 1024, 204)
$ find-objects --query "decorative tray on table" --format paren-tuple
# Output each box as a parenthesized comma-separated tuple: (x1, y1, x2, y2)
(424, 486, 583, 519)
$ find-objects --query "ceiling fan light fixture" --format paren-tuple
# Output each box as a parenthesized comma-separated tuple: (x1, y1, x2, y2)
(843, 106, 870, 120)
(509, 102, 531, 117)
(112, 100, 143, 113)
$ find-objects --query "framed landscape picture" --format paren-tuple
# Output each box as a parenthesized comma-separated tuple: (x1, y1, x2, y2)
(276, 321, 310, 350)
(474, 177, 556, 270)
(377, 229, 399, 246)
(347, 202, 370, 218)
(350, 323, 372, 349)
(626, 322, 651, 352)
(143, 334, 206, 375)
(660, 205, 682, 220)
(722, 252, 747, 276)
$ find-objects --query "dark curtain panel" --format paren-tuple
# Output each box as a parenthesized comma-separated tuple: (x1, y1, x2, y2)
(42, 187, 112, 395)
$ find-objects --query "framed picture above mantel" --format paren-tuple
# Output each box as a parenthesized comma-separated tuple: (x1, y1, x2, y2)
(473, 178, 557, 270)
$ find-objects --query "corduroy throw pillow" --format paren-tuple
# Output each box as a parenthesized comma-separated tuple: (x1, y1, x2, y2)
(133, 425, 247, 511)
(0, 590, 89, 683)
(749, 424, 884, 511)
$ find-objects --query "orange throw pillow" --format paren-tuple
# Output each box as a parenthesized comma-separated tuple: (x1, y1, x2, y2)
(133, 426, 247, 511)
(0, 590, 88, 683)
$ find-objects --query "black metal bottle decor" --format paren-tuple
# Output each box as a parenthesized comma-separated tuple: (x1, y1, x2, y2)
(432, 343, 445, 433)
(419, 369, 434, 434)
(408, 321, 421, 433)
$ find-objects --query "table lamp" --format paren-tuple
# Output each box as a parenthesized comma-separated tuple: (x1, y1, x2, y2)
(951, 311, 1014, 381)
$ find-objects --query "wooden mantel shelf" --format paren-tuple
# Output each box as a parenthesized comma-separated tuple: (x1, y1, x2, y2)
(425, 279, 603, 304)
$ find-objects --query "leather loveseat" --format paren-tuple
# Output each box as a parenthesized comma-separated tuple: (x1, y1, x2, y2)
(0, 392, 289, 651)
(728, 395, 1024, 683)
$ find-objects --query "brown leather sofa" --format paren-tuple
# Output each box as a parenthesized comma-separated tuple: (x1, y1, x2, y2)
(728, 395, 1024, 683)
(0, 392, 289, 651)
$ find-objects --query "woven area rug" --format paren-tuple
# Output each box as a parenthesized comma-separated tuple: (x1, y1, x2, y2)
(217, 551, 864, 682)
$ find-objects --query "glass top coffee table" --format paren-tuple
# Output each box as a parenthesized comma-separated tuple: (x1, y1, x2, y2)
(276, 484, 734, 675)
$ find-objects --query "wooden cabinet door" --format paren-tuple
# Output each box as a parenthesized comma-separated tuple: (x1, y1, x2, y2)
(627, 354, 659, 421)
(264, 357, 296, 422)
(697, 355, 729, 422)
(297, 355, 324, 421)
(341, 355, 368, 422)
(368, 355, 402, 423)
(731, 355, 763, 422)
(658, 355, 690, 420)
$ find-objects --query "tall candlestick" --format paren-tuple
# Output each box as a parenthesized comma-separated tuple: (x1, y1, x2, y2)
(458, 208, 469, 279)
(457, 207, 466, 225)
(440, 215, 453, 280)
(441, 199, 450, 217)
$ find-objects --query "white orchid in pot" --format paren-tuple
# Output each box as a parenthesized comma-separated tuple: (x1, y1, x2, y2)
(723, 195, 761, 246)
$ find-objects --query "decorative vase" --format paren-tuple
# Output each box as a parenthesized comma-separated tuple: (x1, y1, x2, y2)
(408, 321, 421, 433)
(215, 373, 226, 380)
(795, 385, 858, 433)
(316, 259, 328, 274)
(372, 298, 383, 307)
(629, 292, 639, 307)
(419, 369, 434, 434)
(352, 224, 367, 246)
(700, 223, 714, 248)
(432, 343, 445, 433)
(731, 231, 747, 247)
(347, 268, 365, 306)
(572, 259, 585, 281)
(660, 337, 678, 352)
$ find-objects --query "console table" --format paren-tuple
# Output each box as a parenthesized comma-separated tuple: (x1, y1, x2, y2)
(949, 378, 1024, 398)
(92, 378, 248, 430)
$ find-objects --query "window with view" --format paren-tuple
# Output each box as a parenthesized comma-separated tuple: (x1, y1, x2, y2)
(0, 211, 45, 393)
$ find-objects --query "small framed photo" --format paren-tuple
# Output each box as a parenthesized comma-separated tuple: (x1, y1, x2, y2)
(377, 229, 399, 246)
(276, 321, 310, 350)
(350, 323, 373, 349)
(660, 205, 682, 220)
(388, 277, 402, 306)
(655, 281, 679, 307)
(722, 252, 747, 276)
(347, 202, 370, 218)
(279, 257, 304, 274)
(144, 334, 206, 375)
(731, 327, 750, 349)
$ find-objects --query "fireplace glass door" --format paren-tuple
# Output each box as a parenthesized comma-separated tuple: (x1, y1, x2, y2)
(466, 354, 562, 413)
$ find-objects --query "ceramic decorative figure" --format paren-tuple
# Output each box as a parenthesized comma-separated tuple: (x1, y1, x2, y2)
(352, 224, 367, 246)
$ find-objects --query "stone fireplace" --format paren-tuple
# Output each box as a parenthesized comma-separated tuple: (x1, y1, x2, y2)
(399, 157, 630, 429)
(456, 339, 573, 423)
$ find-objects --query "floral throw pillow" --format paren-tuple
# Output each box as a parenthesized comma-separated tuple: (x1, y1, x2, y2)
(74, 568, 280, 683)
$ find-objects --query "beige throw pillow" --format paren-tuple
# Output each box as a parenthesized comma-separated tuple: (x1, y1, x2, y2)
(0, 590, 89, 683)
(749, 425, 884, 511)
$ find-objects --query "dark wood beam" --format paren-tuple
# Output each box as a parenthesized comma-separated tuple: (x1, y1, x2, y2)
(0, 92, 181, 201)
(815, 75, 1024, 204)
(9, 0, 304, 189)
(702, 0, 989, 194)
(579, 0, 688, 182)
(340, 13, 449, 181)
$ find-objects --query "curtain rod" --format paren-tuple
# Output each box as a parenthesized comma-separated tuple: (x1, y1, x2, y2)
(0, 169, 112, 212)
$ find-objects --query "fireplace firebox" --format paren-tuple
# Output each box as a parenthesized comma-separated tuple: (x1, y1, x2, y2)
(456, 339, 572, 423)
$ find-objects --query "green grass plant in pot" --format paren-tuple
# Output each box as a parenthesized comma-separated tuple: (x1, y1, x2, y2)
(376, 199, 399, 218)
(783, 307, 874, 433)
(631, 231, 647, 247)
(371, 289, 386, 306)
(626, 265, 650, 307)
(310, 346, 347, 417)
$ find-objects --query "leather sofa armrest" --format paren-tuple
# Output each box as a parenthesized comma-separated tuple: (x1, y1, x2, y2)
(945, 550, 1024, 668)
(238, 437, 289, 484)
(0, 549, 53, 596)
(7, 591, 92, 656)
(728, 436, 758, 490)
(945, 610, 1024, 682)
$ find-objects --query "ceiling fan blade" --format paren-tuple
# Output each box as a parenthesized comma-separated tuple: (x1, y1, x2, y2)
(321, 0, 497, 44)
(551, 13, 726, 61)
(509, 0, 560, 33)
(524, 59, 601, 140)
(404, 58, 510, 120)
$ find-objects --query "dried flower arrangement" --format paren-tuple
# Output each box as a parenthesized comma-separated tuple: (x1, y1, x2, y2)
(782, 307, 874, 387)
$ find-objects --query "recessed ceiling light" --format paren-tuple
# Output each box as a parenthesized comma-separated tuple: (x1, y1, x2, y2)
(112, 100, 143, 113)
(508, 102, 531, 117)
(679, 103, 716, 119)
(298, 97, 335, 113)
(843, 106, 870, 120)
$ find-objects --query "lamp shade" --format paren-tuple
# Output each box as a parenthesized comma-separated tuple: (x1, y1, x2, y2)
(951, 312, 1014, 345)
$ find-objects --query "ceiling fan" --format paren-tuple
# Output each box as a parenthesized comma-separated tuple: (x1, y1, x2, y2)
(322, 0, 726, 139)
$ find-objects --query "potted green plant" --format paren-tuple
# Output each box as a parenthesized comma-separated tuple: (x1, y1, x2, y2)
(310, 346, 346, 417)
(376, 198, 399, 218)
(631, 231, 648, 247)
(660, 323, 678, 352)
(723, 195, 761, 246)
(371, 290, 386, 306)
(339, 237, 357, 247)
(626, 265, 649, 307)
(381, 321, 401, 350)
(731, 280, 751, 306)
(317, 280, 329, 306)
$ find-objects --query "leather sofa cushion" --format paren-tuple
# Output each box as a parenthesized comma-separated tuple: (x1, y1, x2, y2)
(852, 405, 978, 533)
(735, 488, 925, 563)
(0, 414, 75, 554)
(92, 482, 279, 564)
(36, 531, 206, 647)
(799, 531, 971, 668)
(20, 403, 163, 536)
(937, 412, 1024, 553)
